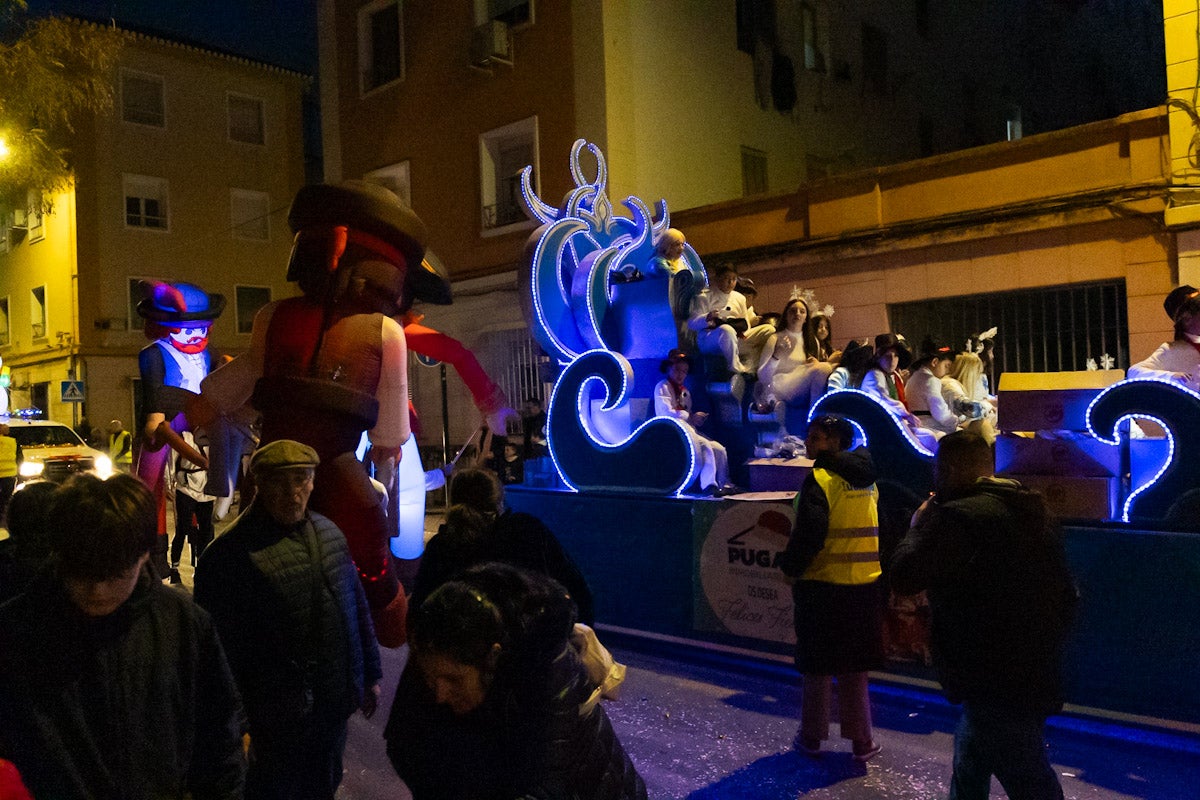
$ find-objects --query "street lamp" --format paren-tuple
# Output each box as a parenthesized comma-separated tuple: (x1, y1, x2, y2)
(0, 137, 8, 159)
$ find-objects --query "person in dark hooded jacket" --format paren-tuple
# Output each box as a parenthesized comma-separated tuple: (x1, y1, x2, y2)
(778, 414, 884, 761)
(891, 430, 1077, 800)
(385, 562, 645, 800)
(0, 474, 245, 799)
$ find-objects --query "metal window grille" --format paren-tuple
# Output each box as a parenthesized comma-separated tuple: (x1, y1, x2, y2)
(888, 280, 1128, 390)
(492, 328, 547, 433)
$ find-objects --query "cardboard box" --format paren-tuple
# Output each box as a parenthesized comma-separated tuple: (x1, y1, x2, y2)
(1007, 473, 1119, 521)
(997, 370, 1124, 432)
(995, 434, 1120, 477)
(747, 456, 813, 493)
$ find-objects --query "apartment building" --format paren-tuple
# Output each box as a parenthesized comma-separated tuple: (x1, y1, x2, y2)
(0, 22, 307, 428)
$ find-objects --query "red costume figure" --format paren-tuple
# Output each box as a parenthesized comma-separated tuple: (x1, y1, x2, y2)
(135, 282, 223, 578)
(192, 181, 449, 648)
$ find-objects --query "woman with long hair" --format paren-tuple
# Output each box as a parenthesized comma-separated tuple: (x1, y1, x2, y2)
(753, 298, 833, 432)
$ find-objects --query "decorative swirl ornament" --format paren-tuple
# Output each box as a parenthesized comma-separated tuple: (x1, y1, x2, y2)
(1087, 378, 1200, 524)
(547, 350, 696, 494)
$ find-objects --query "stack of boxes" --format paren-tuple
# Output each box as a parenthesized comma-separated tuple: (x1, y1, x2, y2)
(994, 370, 1125, 520)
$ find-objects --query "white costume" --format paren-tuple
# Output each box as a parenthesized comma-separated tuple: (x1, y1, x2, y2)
(653, 377, 728, 490)
(687, 287, 775, 374)
(1127, 339, 1200, 389)
(755, 331, 831, 432)
(905, 367, 960, 435)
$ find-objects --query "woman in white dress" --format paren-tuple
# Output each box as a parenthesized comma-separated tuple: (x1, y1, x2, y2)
(754, 298, 833, 433)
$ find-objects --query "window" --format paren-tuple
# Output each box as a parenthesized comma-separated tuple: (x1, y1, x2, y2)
(124, 174, 169, 230)
(121, 69, 165, 127)
(889, 281, 1129, 389)
(0, 211, 9, 255)
(364, 161, 412, 207)
(480, 117, 536, 232)
(30, 286, 46, 341)
(800, 3, 824, 72)
(358, 0, 404, 94)
(861, 24, 888, 96)
(735, 0, 759, 55)
(27, 190, 43, 243)
(228, 93, 265, 144)
(231, 189, 270, 240)
(235, 286, 271, 334)
(0, 298, 10, 347)
(741, 147, 768, 196)
(475, 0, 533, 27)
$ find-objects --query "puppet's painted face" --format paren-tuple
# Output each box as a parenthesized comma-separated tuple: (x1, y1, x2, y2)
(167, 325, 210, 354)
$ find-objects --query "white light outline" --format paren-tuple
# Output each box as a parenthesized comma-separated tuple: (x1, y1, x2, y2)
(528, 217, 589, 363)
(1085, 377, 1198, 523)
(808, 388, 936, 458)
(546, 349, 697, 495)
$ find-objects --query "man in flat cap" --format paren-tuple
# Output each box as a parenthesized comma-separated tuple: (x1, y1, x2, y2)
(194, 440, 381, 800)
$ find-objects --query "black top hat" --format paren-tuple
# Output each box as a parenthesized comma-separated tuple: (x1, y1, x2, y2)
(1164, 285, 1199, 322)
(873, 333, 912, 371)
(660, 348, 693, 373)
(910, 336, 959, 370)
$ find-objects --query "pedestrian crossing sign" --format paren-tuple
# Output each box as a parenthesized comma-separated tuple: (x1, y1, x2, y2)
(60, 380, 85, 403)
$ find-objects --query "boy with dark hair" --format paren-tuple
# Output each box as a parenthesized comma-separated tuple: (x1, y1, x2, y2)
(687, 264, 775, 376)
(0, 473, 246, 798)
(892, 431, 1077, 800)
(779, 414, 884, 761)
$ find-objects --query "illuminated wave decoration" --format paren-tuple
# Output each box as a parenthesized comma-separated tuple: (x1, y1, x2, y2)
(810, 389, 935, 500)
(547, 350, 696, 495)
(519, 140, 701, 494)
(519, 138, 703, 363)
(1087, 378, 1200, 524)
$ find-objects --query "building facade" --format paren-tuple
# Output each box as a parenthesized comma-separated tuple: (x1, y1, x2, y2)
(0, 23, 306, 430)
(318, 0, 1189, 451)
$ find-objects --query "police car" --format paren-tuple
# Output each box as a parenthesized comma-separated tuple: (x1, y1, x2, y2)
(4, 417, 114, 485)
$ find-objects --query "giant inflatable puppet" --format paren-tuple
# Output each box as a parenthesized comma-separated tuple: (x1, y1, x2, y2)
(188, 180, 452, 647)
(135, 281, 223, 576)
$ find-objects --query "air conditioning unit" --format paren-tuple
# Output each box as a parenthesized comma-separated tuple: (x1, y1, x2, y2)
(471, 20, 511, 68)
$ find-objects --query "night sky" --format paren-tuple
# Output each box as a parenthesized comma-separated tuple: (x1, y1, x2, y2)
(27, 0, 318, 74)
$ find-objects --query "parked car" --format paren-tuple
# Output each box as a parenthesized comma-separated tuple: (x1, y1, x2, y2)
(6, 418, 114, 486)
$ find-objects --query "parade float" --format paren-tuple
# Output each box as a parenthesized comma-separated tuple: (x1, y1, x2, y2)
(504, 139, 1200, 729)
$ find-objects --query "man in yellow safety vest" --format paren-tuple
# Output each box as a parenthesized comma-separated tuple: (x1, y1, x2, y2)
(778, 414, 883, 762)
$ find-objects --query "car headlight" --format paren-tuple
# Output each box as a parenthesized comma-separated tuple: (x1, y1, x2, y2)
(93, 454, 113, 479)
(19, 461, 44, 478)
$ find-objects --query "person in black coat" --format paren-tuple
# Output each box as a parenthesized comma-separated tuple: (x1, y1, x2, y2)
(778, 414, 884, 761)
(891, 431, 1077, 800)
(385, 562, 646, 800)
(412, 467, 594, 624)
(0, 474, 245, 798)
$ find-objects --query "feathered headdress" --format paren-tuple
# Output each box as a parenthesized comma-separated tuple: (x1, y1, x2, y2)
(965, 326, 997, 354)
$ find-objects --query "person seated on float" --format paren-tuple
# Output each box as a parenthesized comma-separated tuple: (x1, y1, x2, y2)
(687, 265, 776, 377)
(384, 563, 648, 800)
(860, 334, 916, 419)
(826, 339, 874, 392)
(1128, 285, 1200, 389)
(811, 311, 837, 362)
(752, 298, 833, 431)
(904, 337, 961, 437)
(645, 227, 698, 325)
(942, 351, 998, 442)
(653, 349, 730, 494)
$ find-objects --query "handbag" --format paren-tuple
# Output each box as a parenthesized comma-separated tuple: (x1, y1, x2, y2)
(571, 623, 627, 715)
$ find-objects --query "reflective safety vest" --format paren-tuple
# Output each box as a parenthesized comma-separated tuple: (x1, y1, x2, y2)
(108, 430, 132, 465)
(799, 467, 881, 585)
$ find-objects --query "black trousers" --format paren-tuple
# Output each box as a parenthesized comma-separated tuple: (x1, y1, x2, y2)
(171, 492, 215, 566)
